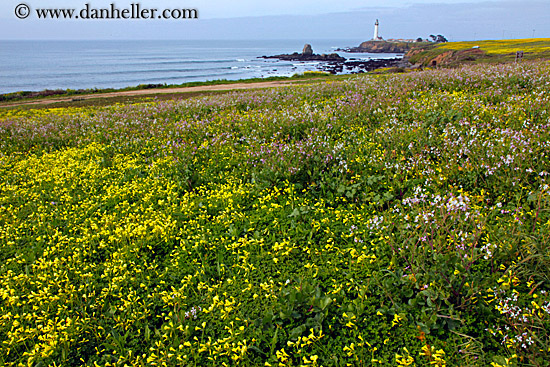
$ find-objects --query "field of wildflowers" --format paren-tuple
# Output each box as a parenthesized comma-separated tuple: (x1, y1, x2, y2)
(1, 61, 550, 366)
(437, 38, 550, 55)
(408, 38, 550, 66)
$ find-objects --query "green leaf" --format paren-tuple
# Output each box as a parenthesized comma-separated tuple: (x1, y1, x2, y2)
(427, 297, 435, 308)
(270, 328, 279, 355)
(144, 325, 150, 341)
(319, 296, 332, 311)
(289, 325, 306, 339)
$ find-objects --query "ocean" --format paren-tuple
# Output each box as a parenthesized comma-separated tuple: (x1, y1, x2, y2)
(0, 40, 400, 94)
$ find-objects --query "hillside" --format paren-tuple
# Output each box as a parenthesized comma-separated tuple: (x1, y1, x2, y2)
(407, 38, 550, 66)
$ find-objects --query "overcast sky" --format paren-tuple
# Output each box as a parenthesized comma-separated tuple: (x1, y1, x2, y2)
(0, 0, 503, 19)
(0, 0, 548, 40)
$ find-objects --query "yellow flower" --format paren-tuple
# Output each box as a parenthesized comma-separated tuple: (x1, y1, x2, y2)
(392, 313, 403, 327)
(396, 348, 415, 366)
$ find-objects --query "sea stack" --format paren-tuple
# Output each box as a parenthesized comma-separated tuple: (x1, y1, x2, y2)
(302, 44, 313, 56)
(261, 44, 345, 63)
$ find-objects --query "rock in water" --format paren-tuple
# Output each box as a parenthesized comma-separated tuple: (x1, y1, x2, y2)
(261, 44, 346, 63)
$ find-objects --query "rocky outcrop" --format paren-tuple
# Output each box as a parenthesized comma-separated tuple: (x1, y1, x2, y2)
(260, 43, 410, 75)
(262, 44, 346, 62)
(302, 44, 313, 56)
(319, 58, 407, 74)
(261, 52, 346, 62)
(338, 41, 418, 54)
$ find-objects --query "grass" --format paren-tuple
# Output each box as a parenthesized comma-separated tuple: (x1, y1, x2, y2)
(1, 61, 550, 366)
(0, 91, 230, 111)
(0, 71, 333, 105)
(0, 73, 350, 112)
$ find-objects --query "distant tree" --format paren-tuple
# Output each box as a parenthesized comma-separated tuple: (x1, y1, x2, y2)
(436, 35, 448, 43)
(416, 37, 423, 42)
(429, 34, 437, 42)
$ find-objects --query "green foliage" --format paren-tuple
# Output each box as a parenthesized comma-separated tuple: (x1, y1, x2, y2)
(1, 61, 550, 366)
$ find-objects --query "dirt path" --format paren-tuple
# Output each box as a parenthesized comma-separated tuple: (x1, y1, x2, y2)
(0, 80, 302, 108)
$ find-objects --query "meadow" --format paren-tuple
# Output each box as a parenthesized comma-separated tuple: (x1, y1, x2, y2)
(407, 38, 550, 66)
(1, 61, 550, 366)
(436, 39, 550, 55)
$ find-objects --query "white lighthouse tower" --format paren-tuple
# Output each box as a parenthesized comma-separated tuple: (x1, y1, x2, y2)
(373, 19, 383, 41)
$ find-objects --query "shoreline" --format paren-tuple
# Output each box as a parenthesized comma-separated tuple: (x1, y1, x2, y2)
(0, 55, 405, 107)
(318, 57, 406, 74)
(0, 74, 328, 107)
(0, 77, 336, 108)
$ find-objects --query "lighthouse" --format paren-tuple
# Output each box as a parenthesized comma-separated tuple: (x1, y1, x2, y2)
(373, 19, 383, 41)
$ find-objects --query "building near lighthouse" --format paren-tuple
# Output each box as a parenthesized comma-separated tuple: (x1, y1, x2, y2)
(373, 19, 383, 41)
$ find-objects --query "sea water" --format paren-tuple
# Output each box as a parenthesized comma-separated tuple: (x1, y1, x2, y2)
(0, 39, 399, 94)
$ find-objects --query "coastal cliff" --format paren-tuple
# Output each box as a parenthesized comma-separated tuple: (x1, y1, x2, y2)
(339, 41, 426, 54)
(406, 44, 487, 66)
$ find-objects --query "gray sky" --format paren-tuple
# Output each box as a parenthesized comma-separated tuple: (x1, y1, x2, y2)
(0, 0, 506, 19)
(0, 0, 548, 40)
